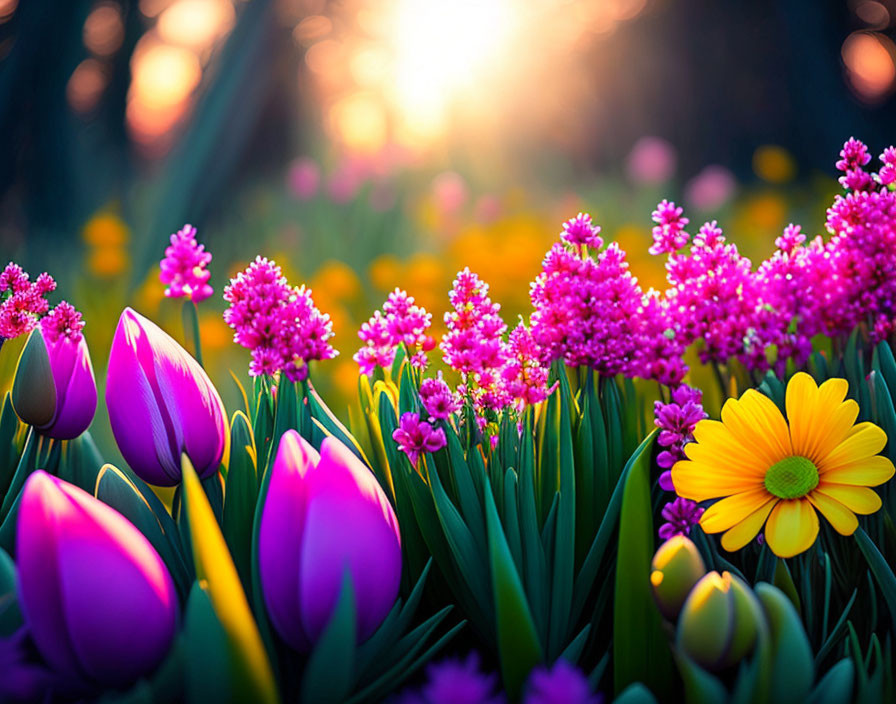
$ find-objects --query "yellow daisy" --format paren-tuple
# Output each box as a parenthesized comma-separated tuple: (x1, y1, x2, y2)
(672, 372, 895, 558)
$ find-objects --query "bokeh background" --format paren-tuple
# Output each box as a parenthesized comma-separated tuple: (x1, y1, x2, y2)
(1, 0, 895, 424)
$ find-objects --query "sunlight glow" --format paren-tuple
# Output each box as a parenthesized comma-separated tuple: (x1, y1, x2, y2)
(387, 0, 513, 138)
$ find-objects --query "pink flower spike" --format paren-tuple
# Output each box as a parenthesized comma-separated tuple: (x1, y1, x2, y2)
(0, 264, 56, 341)
(159, 224, 213, 303)
(560, 213, 603, 249)
(650, 200, 690, 255)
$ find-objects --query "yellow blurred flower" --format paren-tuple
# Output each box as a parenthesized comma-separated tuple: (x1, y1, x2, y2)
(82, 211, 129, 247)
(87, 246, 129, 278)
(742, 192, 788, 233)
(753, 145, 796, 184)
(310, 260, 361, 304)
(199, 313, 232, 351)
(368, 254, 403, 293)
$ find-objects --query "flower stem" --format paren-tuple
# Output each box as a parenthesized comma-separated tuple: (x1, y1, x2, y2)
(182, 300, 204, 368)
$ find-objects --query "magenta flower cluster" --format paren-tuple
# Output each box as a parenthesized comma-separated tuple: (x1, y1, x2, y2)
(529, 237, 644, 377)
(419, 374, 460, 420)
(223, 256, 337, 381)
(658, 497, 705, 541)
(524, 139, 896, 385)
(0, 263, 56, 341)
(392, 412, 447, 465)
(440, 268, 551, 417)
(40, 300, 84, 344)
(354, 288, 433, 375)
(654, 383, 707, 492)
(159, 224, 213, 303)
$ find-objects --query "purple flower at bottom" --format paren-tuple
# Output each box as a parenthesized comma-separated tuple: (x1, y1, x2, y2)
(659, 497, 704, 540)
(524, 660, 601, 704)
(393, 412, 447, 465)
(392, 653, 504, 704)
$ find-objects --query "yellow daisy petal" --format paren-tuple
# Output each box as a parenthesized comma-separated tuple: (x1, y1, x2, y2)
(672, 460, 764, 502)
(820, 454, 895, 486)
(719, 498, 778, 552)
(721, 390, 792, 467)
(815, 484, 883, 514)
(764, 499, 820, 558)
(786, 372, 819, 456)
(785, 373, 858, 464)
(685, 423, 768, 477)
(700, 488, 774, 533)
(807, 491, 858, 536)
(820, 423, 888, 471)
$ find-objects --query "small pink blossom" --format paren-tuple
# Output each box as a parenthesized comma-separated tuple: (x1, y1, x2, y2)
(392, 412, 446, 465)
(0, 263, 56, 341)
(159, 224, 213, 303)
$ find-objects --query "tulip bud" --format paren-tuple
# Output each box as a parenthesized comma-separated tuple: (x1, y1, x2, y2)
(16, 471, 178, 688)
(11, 330, 56, 428)
(106, 308, 228, 486)
(259, 430, 402, 651)
(650, 535, 707, 620)
(677, 571, 761, 670)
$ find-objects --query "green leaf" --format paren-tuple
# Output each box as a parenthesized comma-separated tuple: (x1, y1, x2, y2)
(301, 572, 357, 704)
(223, 411, 259, 595)
(95, 464, 191, 597)
(182, 457, 278, 704)
(306, 384, 368, 463)
(613, 430, 674, 696)
(807, 659, 854, 704)
(184, 583, 232, 704)
(0, 393, 22, 499)
(613, 683, 659, 704)
(675, 653, 728, 704)
(854, 527, 896, 632)
(518, 424, 549, 641)
(755, 582, 814, 703)
(548, 367, 576, 658)
(485, 483, 543, 698)
(0, 546, 22, 636)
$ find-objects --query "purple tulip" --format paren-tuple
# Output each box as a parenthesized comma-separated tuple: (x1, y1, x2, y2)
(16, 471, 178, 688)
(106, 308, 227, 486)
(259, 430, 402, 651)
(11, 302, 97, 439)
(41, 327, 97, 440)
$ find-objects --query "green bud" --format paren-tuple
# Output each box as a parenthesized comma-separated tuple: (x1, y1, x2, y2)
(11, 330, 56, 428)
(650, 535, 706, 620)
(677, 571, 762, 670)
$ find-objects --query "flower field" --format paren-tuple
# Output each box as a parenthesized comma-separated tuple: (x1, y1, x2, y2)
(0, 138, 895, 703)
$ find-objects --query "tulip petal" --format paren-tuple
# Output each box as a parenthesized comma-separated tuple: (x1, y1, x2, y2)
(258, 431, 319, 651)
(16, 472, 84, 683)
(55, 481, 178, 686)
(107, 309, 227, 485)
(43, 338, 96, 440)
(298, 437, 401, 644)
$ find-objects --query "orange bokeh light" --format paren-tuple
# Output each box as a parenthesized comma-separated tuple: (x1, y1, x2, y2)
(842, 31, 896, 102)
(83, 2, 124, 56)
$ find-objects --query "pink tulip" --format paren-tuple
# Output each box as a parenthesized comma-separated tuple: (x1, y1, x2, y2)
(259, 431, 402, 651)
(17, 471, 178, 688)
(106, 308, 227, 486)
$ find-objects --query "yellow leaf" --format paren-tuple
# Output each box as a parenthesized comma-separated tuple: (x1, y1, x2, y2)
(182, 456, 278, 704)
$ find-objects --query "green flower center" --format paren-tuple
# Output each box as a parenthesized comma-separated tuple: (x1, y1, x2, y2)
(764, 456, 819, 499)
